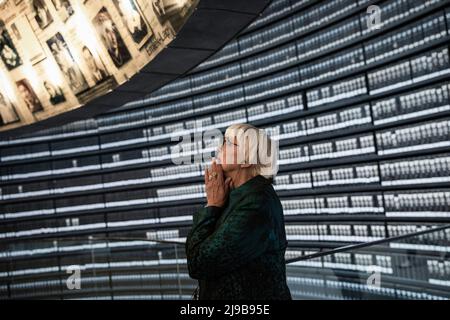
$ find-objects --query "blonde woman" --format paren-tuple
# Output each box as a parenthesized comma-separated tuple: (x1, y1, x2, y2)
(186, 124, 291, 300)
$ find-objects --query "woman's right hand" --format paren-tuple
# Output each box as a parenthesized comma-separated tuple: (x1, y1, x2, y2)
(205, 159, 233, 208)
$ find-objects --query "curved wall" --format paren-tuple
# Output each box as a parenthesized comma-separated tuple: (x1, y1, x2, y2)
(1, 0, 450, 299)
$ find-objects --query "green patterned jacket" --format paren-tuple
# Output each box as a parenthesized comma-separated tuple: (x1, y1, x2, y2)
(186, 175, 292, 300)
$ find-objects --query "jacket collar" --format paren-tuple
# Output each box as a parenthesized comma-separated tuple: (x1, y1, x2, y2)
(229, 175, 270, 200)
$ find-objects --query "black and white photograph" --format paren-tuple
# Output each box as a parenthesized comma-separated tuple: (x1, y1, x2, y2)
(32, 0, 53, 29)
(113, 0, 152, 46)
(51, 0, 75, 23)
(43, 80, 65, 105)
(10, 23, 21, 40)
(0, 90, 20, 125)
(16, 79, 43, 113)
(0, 20, 22, 70)
(151, 0, 167, 24)
(93, 7, 132, 68)
(81, 46, 109, 85)
(47, 32, 89, 95)
(150, 0, 193, 32)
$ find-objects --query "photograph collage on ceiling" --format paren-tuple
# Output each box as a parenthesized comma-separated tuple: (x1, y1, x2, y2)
(0, 0, 199, 132)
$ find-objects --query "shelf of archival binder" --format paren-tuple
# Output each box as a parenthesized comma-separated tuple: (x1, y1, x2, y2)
(5, 267, 189, 284)
(3, 219, 449, 248)
(0, 115, 447, 202)
(1, 239, 185, 262)
(3, 199, 450, 232)
(279, 146, 450, 171)
(114, 1, 450, 114)
(2, 145, 450, 206)
(283, 214, 450, 224)
(156, 0, 439, 92)
(193, 0, 322, 59)
(277, 182, 450, 198)
(1, 236, 350, 253)
(149, 20, 450, 111)
(62, 60, 450, 146)
(274, 107, 450, 147)
(190, 0, 412, 74)
(284, 240, 449, 259)
(188, 0, 330, 74)
(286, 266, 450, 297)
(2, 58, 450, 167)
(3, 25, 450, 152)
(96, 37, 450, 140)
(3, 145, 450, 206)
(3, 5, 446, 150)
(0, 218, 193, 243)
(117, 1, 369, 104)
(4, 63, 450, 170)
(191, 0, 449, 76)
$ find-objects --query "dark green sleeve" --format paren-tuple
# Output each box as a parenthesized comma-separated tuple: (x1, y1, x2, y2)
(186, 195, 271, 280)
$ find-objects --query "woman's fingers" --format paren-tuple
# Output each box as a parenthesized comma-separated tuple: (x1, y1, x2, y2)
(224, 177, 232, 193)
(204, 166, 209, 185)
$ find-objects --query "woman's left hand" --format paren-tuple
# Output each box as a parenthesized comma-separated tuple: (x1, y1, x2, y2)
(205, 159, 233, 208)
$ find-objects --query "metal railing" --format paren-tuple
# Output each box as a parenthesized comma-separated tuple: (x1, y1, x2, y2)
(1, 224, 449, 300)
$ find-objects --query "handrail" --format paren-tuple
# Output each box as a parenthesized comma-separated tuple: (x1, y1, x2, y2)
(285, 223, 450, 264)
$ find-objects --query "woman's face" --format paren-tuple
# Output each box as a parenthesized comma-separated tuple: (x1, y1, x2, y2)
(218, 135, 240, 173)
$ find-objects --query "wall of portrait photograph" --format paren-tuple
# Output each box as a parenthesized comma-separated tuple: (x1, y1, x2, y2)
(0, 20, 23, 71)
(0, 0, 199, 131)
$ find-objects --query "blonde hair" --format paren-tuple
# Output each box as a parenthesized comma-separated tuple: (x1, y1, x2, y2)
(224, 123, 278, 179)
